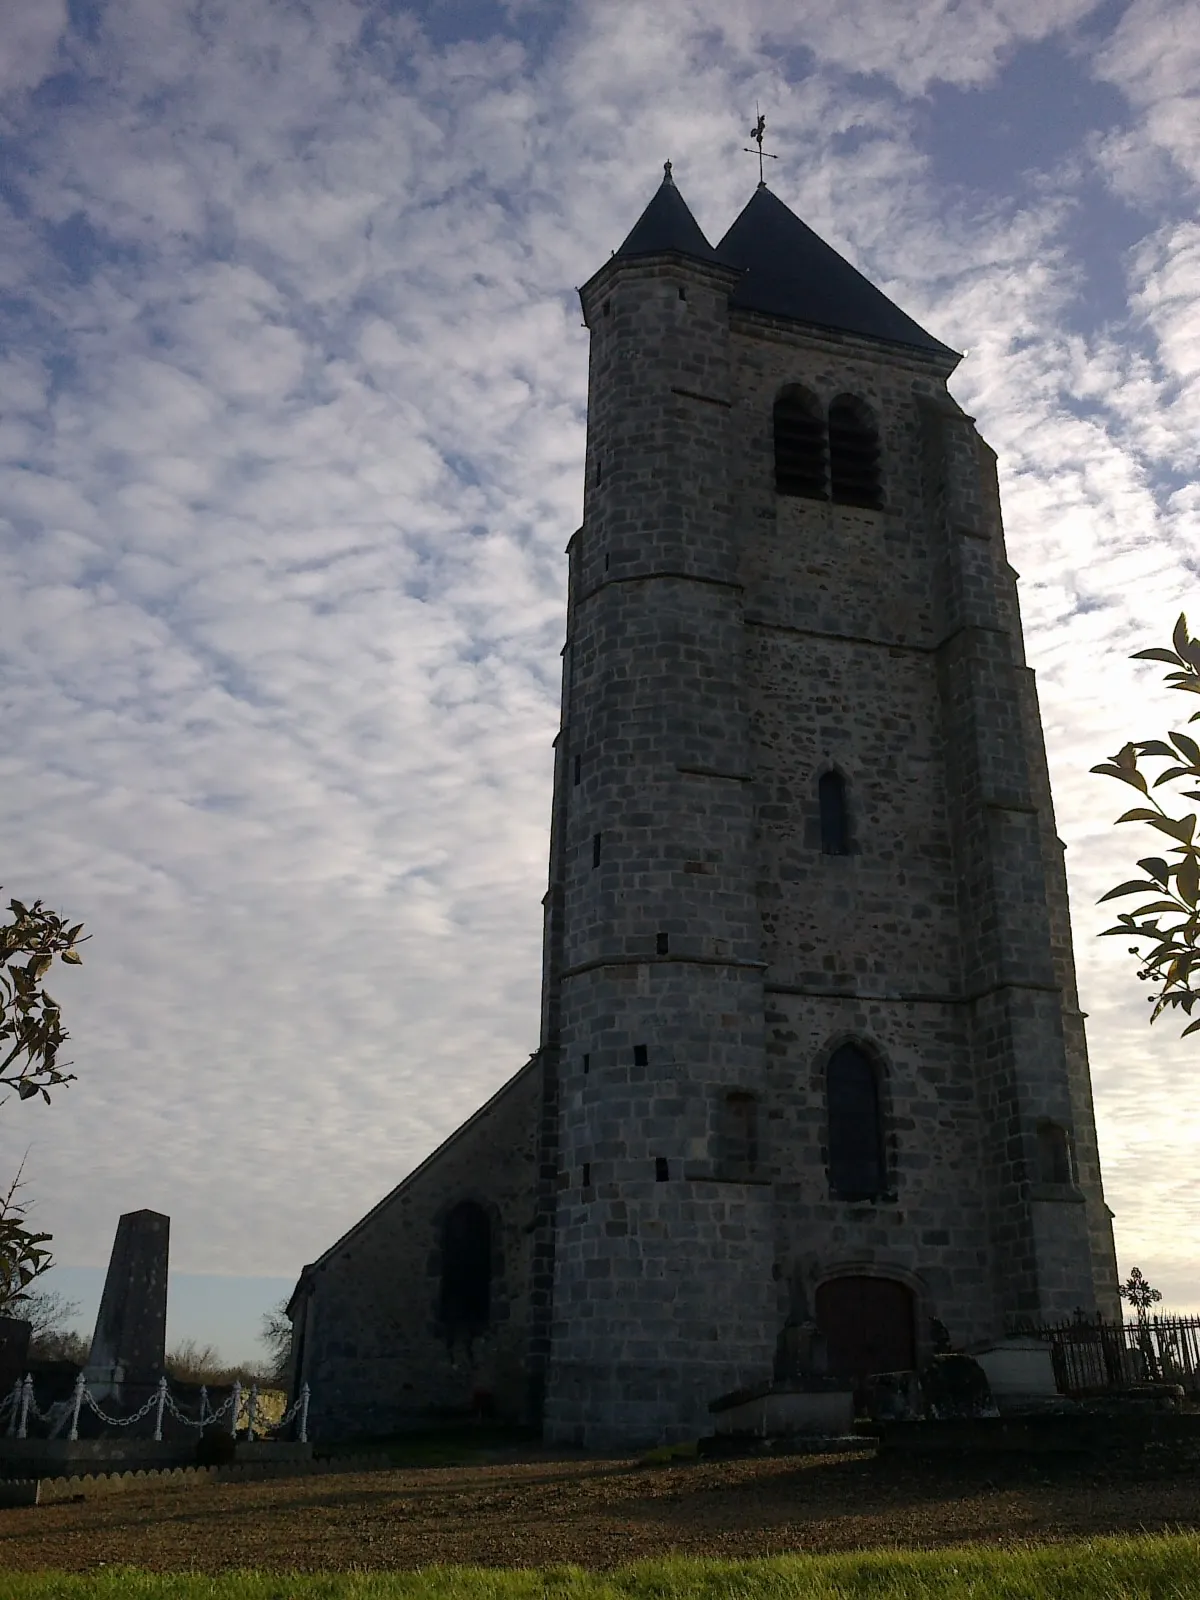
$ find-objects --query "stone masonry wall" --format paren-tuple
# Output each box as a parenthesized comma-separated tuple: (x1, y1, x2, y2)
(295, 1061, 542, 1442)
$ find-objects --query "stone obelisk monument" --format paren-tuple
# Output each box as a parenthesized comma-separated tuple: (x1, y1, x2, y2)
(85, 1209, 169, 1402)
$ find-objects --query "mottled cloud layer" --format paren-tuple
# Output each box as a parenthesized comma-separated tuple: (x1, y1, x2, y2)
(1, 0, 1198, 1310)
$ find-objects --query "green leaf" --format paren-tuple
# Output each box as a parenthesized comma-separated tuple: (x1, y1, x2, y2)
(1138, 740, 1180, 759)
(1132, 648, 1184, 665)
(1138, 857, 1171, 884)
(1151, 813, 1197, 844)
(1098, 880, 1163, 901)
(59, 950, 82, 966)
(1153, 767, 1197, 786)
(1115, 809, 1164, 825)
(16, 1080, 37, 1100)
(1171, 731, 1200, 766)
(1174, 613, 1191, 658)
(1183, 1018, 1200, 1038)
(1129, 900, 1185, 915)
(1178, 854, 1200, 908)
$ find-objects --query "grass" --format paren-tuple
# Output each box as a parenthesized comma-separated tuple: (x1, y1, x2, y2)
(1, 1536, 1200, 1599)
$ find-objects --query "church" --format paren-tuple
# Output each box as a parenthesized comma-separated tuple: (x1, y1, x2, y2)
(287, 165, 1120, 1448)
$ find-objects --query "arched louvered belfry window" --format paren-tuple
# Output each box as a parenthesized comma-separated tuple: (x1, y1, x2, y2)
(440, 1200, 491, 1330)
(818, 769, 851, 856)
(827, 1043, 886, 1201)
(828, 394, 883, 509)
(774, 386, 827, 499)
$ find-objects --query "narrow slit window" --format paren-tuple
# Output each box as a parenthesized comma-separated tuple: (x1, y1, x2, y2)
(573, 753, 581, 786)
(656, 931, 669, 955)
(827, 1044, 886, 1201)
(582, 1052, 590, 1075)
(655, 1157, 669, 1182)
(592, 833, 602, 868)
(828, 394, 883, 509)
(719, 1091, 759, 1176)
(633, 1044, 648, 1067)
(677, 285, 687, 301)
(774, 386, 827, 499)
(819, 770, 851, 856)
(1036, 1121, 1075, 1186)
(582, 1162, 591, 1187)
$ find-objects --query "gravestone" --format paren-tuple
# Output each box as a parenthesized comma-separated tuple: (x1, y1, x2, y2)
(920, 1353, 998, 1419)
(84, 1210, 169, 1401)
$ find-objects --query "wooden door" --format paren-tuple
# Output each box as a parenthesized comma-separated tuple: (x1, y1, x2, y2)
(815, 1276, 916, 1379)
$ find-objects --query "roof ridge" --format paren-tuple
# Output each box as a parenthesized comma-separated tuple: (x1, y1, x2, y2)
(715, 186, 958, 360)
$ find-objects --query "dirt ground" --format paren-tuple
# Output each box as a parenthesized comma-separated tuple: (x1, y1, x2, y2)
(1, 1447, 1199, 1573)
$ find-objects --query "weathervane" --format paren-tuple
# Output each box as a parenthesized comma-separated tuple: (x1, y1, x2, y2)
(744, 108, 778, 186)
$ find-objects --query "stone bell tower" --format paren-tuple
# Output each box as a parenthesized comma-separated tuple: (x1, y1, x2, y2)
(536, 165, 1118, 1448)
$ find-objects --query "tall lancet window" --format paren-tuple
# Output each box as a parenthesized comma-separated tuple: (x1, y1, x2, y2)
(827, 1044, 886, 1201)
(440, 1200, 491, 1331)
(774, 386, 827, 499)
(829, 395, 883, 509)
(818, 769, 851, 856)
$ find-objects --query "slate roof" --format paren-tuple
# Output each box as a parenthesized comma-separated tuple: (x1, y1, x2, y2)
(613, 162, 721, 264)
(716, 185, 957, 359)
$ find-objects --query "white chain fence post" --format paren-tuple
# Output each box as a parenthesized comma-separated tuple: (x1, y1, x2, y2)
(199, 1385, 209, 1428)
(5, 1378, 21, 1437)
(68, 1372, 85, 1441)
(153, 1376, 167, 1442)
(17, 1375, 32, 1439)
(230, 1379, 241, 1439)
(298, 1382, 310, 1444)
(246, 1384, 258, 1443)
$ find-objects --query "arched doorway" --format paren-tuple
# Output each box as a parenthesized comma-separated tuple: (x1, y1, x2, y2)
(815, 1276, 916, 1379)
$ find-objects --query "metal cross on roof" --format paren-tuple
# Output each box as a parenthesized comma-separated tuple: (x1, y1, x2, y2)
(744, 109, 778, 186)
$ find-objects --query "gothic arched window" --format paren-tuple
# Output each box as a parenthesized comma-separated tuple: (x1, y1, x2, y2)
(1036, 1121, 1075, 1186)
(818, 770, 851, 856)
(440, 1200, 491, 1330)
(774, 386, 827, 499)
(827, 1043, 886, 1200)
(828, 394, 883, 509)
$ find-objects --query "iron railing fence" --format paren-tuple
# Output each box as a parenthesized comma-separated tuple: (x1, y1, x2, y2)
(1023, 1314, 1200, 1397)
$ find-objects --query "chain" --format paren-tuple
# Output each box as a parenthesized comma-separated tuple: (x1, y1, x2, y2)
(163, 1390, 235, 1430)
(81, 1388, 161, 1428)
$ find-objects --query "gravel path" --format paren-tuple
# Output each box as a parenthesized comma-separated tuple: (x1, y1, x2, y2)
(1, 1450, 1198, 1572)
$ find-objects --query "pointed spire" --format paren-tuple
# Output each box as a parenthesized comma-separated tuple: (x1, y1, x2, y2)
(716, 186, 957, 359)
(612, 163, 719, 265)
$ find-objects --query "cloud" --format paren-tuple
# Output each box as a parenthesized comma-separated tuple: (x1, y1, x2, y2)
(0, 0, 67, 97)
(0, 0, 1198, 1316)
(1092, 0, 1200, 186)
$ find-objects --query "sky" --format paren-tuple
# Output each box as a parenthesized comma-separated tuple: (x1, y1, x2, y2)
(2, 0, 1199, 1364)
